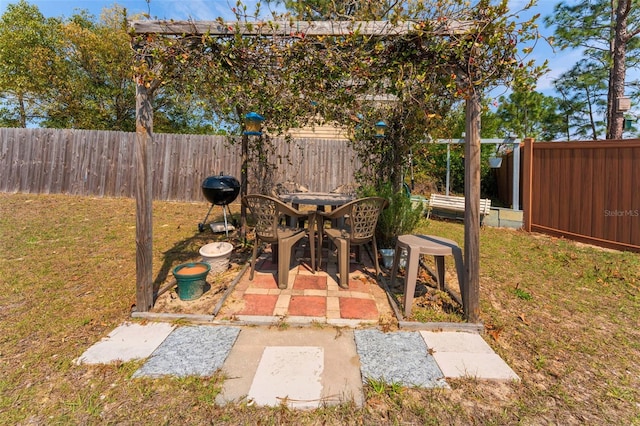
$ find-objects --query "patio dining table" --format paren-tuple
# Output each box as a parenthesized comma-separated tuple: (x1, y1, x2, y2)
(277, 192, 356, 211)
(277, 192, 356, 228)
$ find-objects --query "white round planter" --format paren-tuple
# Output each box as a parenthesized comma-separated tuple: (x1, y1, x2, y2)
(199, 242, 233, 274)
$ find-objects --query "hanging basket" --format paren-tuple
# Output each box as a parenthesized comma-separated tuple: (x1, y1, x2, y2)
(488, 156, 503, 168)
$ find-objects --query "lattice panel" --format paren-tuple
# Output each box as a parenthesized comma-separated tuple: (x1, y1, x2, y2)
(245, 196, 278, 239)
(349, 199, 384, 240)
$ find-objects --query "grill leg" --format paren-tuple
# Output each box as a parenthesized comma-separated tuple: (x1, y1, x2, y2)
(222, 205, 230, 238)
(199, 203, 215, 232)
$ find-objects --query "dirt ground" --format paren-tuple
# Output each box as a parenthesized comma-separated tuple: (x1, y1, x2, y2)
(151, 249, 248, 316)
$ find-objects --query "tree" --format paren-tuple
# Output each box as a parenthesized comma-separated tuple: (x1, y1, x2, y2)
(495, 85, 565, 141)
(0, 2, 206, 132)
(0, 0, 63, 127)
(40, 7, 136, 130)
(553, 60, 608, 140)
(545, 0, 640, 139)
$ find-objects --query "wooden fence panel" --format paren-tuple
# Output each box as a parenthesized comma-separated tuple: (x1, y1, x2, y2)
(0, 128, 358, 203)
(523, 139, 640, 253)
(265, 138, 358, 193)
(19, 130, 33, 192)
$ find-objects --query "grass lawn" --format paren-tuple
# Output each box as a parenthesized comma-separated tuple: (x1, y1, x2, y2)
(1, 192, 639, 424)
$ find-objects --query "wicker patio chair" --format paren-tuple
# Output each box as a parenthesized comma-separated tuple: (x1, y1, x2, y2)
(242, 194, 316, 289)
(316, 197, 388, 288)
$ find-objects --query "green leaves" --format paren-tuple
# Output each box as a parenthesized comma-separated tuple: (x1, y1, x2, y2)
(545, 0, 640, 139)
(495, 86, 565, 141)
(0, 0, 63, 127)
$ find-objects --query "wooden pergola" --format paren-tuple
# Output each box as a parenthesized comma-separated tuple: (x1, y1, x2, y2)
(130, 19, 483, 322)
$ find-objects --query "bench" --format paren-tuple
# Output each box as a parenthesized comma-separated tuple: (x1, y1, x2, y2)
(426, 194, 491, 223)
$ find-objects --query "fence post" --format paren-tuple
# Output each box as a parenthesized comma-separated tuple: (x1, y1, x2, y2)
(522, 137, 535, 232)
(512, 142, 521, 210)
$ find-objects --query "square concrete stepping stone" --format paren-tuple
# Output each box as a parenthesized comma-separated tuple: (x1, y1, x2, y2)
(354, 329, 448, 388)
(420, 331, 520, 381)
(248, 346, 324, 409)
(420, 331, 495, 354)
(132, 326, 240, 378)
(75, 322, 175, 365)
(216, 327, 364, 408)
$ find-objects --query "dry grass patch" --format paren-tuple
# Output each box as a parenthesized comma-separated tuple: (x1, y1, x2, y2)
(1, 193, 639, 424)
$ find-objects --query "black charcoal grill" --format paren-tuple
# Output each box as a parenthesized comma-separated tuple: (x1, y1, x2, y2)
(198, 172, 240, 235)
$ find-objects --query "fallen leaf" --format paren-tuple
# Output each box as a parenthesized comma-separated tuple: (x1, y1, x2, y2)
(488, 327, 503, 341)
(518, 313, 530, 326)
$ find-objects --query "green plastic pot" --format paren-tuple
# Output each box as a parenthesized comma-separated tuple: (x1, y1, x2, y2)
(173, 262, 210, 301)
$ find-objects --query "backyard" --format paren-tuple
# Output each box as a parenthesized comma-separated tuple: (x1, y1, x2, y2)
(1, 192, 639, 424)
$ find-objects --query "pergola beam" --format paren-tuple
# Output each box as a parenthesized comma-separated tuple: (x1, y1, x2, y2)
(130, 19, 473, 36)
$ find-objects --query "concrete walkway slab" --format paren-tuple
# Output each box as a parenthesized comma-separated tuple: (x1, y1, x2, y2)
(431, 352, 520, 380)
(216, 327, 364, 407)
(132, 326, 240, 378)
(420, 330, 495, 354)
(420, 331, 520, 381)
(75, 321, 175, 365)
(76, 321, 521, 409)
(354, 329, 448, 388)
(248, 346, 324, 409)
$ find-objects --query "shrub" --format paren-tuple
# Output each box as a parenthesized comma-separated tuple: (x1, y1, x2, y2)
(360, 182, 423, 248)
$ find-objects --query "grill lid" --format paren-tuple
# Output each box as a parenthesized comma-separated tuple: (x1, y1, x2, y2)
(201, 172, 240, 205)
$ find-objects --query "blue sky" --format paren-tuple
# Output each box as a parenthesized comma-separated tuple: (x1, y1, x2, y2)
(0, 0, 271, 21)
(0, 0, 572, 96)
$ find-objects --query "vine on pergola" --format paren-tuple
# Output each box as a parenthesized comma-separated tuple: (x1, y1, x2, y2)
(131, 0, 543, 192)
(129, 0, 545, 319)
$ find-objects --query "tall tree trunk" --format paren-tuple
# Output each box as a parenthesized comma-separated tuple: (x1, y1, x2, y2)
(586, 87, 599, 140)
(18, 93, 26, 128)
(606, 0, 630, 139)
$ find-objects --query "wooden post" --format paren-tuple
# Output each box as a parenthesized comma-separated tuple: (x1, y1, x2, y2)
(511, 142, 521, 210)
(463, 92, 481, 323)
(522, 137, 535, 232)
(134, 82, 154, 312)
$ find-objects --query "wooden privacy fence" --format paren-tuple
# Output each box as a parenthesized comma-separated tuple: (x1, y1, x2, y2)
(0, 128, 359, 202)
(522, 138, 640, 253)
